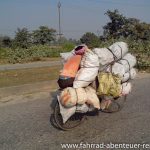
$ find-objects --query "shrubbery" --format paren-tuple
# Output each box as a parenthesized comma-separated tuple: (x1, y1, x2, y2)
(0, 39, 150, 71)
(5, 44, 74, 63)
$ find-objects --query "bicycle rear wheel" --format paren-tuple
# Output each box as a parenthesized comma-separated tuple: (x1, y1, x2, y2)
(54, 101, 85, 131)
(101, 95, 127, 113)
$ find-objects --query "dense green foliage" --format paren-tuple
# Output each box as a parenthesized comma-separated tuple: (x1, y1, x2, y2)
(103, 9, 150, 40)
(4, 44, 75, 63)
(32, 26, 56, 45)
(80, 32, 100, 48)
(12, 28, 32, 48)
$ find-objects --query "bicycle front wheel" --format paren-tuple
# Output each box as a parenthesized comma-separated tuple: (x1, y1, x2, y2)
(54, 101, 85, 131)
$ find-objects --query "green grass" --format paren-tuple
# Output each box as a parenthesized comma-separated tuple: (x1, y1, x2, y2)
(0, 65, 62, 88)
(0, 44, 75, 64)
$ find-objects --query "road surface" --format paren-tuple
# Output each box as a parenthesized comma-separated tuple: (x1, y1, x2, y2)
(0, 61, 61, 71)
(0, 76, 150, 150)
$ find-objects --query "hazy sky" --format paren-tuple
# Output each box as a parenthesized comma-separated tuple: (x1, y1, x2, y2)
(0, 0, 150, 39)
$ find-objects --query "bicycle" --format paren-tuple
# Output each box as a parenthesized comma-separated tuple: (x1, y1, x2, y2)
(51, 91, 127, 131)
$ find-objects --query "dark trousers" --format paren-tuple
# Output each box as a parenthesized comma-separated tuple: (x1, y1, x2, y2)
(57, 77, 75, 89)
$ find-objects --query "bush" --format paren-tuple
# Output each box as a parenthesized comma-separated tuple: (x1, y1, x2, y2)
(7, 44, 74, 63)
(0, 47, 11, 59)
(62, 42, 75, 51)
(1, 40, 150, 72)
(80, 32, 100, 48)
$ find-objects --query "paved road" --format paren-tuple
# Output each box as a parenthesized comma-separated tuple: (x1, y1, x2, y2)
(0, 77, 150, 150)
(0, 61, 61, 71)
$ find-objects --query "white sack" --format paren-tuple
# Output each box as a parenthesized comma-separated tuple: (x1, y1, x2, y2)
(106, 53, 137, 79)
(60, 87, 87, 107)
(76, 88, 87, 105)
(106, 62, 126, 78)
(60, 86, 100, 110)
(122, 68, 137, 82)
(121, 82, 132, 96)
(108, 42, 128, 60)
(80, 50, 99, 67)
(85, 86, 100, 109)
(118, 53, 136, 72)
(57, 95, 76, 123)
(73, 68, 98, 88)
(60, 87, 77, 108)
(58, 95, 95, 123)
(107, 64, 137, 82)
(92, 48, 114, 66)
(92, 42, 128, 67)
(73, 50, 99, 88)
(58, 88, 98, 123)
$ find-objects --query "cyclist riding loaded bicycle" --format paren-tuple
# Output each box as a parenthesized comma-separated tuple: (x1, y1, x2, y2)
(52, 42, 137, 130)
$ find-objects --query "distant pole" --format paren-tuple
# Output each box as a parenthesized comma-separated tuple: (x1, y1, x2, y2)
(57, 1, 62, 43)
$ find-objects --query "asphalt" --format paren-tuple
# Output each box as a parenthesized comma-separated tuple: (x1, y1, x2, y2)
(0, 61, 61, 71)
(0, 80, 58, 99)
(0, 75, 150, 150)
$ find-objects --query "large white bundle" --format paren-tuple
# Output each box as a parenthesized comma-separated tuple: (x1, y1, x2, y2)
(76, 88, 87, 105)
(80, 50, 99, 67)
(106, 53, 137, 80)
(60, 87, 87, 107)
(57, 95, 76, 123)
(73, 50, 99, 88)
(73, 68, 98, 88)
(108, 42, 128, 60)
(121, 82, 132, 96)
(58, 95, 95, 123)
(107, 64, 137, 82)
(106, 62, 126, 78)
(92, 42, 128, 67)
(122, 68, 137, 82)
(85, 86, 100, 109)
(60, 87, 77, 108)
(118, 53, 136, 72)
(60, 86, 100, 109)
(93, 48, 114, 66)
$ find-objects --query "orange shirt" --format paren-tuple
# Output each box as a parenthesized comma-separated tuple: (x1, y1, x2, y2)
(60, 55, 82, 78)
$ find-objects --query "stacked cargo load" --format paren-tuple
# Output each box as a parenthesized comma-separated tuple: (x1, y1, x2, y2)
(57, 42, 137, 123)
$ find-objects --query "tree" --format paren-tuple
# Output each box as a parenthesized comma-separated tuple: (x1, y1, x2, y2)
(0, 36, 3, 48)
(103, 9, 150, 41)
(0, 36, 12, 48)
(32, 26, 56, 45)
(103, 9, 129, 39)
(13, 28, 31, 48)
(2, 36, 12, 47)
(80, 32, 100, 48)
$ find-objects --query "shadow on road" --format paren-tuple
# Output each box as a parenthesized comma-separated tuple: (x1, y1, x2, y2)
(49, 90, 61, 130)
(50, 90, 59, 110)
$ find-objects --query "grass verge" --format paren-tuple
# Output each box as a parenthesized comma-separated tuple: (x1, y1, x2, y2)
(0, 65, 61, 88)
